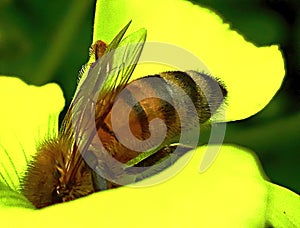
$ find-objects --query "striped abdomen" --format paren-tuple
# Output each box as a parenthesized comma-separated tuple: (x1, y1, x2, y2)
(97, 70, 227, 165)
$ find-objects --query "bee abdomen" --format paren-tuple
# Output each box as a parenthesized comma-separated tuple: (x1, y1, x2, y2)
(159, 71, 227, 123)
(99, 70, 226, 156)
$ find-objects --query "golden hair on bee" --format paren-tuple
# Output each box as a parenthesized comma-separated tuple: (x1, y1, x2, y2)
(21, 138, 95, 208)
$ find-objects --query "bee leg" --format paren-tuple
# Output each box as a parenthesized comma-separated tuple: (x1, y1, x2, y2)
(91, 144, 193, 189)
(91, 166, 108, 191)
(125, 143, 193, 182)
(84, 151, 109, 191)
(135, 143, 193, 167)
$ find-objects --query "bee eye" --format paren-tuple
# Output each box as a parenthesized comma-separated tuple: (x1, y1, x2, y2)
(52, 186, 63, 203)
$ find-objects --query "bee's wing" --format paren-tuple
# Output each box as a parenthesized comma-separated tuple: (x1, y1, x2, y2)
(59, 22, 147, 170)
(94, 26, 148, 121)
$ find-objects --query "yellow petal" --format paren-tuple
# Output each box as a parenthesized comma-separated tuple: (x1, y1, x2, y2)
(93, 0, 285, 121)
(0, 76, 64, 190)
(265, 182, 300, 227)
(1, 145, 269, 227)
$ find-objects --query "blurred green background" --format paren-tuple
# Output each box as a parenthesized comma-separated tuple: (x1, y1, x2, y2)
(1, 0, 300, 194)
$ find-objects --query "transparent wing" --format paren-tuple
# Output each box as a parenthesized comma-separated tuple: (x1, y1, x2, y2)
(59, 21, 147, 175)
(94, 25, 147, 121)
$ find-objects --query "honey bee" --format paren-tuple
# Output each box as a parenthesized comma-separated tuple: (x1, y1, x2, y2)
(21, 21, 227, 208)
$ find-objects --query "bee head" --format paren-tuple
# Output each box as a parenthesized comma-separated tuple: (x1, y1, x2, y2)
(21, 139, 94, 208)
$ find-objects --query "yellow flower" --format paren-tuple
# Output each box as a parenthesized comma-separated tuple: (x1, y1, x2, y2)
(1, 0, 299, 227)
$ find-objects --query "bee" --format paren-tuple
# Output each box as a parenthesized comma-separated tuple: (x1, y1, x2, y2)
(21, 21, 227, 209)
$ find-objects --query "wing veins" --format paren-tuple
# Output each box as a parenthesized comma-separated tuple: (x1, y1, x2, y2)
(58, 21, 147, 183)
